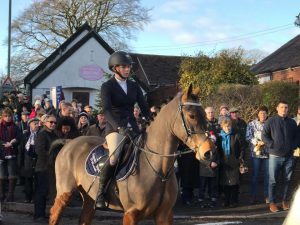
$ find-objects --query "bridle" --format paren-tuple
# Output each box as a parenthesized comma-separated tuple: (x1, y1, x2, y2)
(129, 99, 210, 182)
(178, 101, 208, 144)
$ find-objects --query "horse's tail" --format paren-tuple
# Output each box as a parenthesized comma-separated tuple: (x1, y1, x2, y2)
(49, 138, 68, 168)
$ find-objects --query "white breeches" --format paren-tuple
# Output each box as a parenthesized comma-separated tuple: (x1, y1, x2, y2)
(106, 132, 126, 165)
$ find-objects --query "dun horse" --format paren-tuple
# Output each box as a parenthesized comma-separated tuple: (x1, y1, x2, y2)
(50, 85, 215, 225)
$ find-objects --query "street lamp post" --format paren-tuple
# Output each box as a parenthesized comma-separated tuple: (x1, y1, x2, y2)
(7, 0, 12, 78)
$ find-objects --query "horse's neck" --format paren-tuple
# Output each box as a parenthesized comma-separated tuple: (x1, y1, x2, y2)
(146, 97, 179, 160)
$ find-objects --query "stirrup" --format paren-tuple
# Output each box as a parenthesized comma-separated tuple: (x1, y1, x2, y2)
(95, 195, 107, 210)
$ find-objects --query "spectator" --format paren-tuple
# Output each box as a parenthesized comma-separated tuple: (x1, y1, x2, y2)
(29, 100, 42, 119)
(57, 102, 72, 118)
(44, 98, 56, 115)
(15, 93, 24, 122)
(133, 105, 142, 131)
(18, 112, 29, 135)
(34, 114, 58, 221)
(177, 144, 199, 206)
(77, 111, 90, 136)
(83, 105, 96, 125)
(86, 110, 106, 138)
(0, 108, 21, 202)
(262, 100, 298, 213)
(71, 99, 80, 119)
(217, 118, 245, 208)
(246, 106, 269, 204)
(56, 116, 79, 139)
(293, 105, 300, 126)
(229, 107, 247, 143)
(198, 106, 220, 208)
(22, 117, 40, 203)
(22, 96, 32, 113)
(17, 112, 30, 185)
(218, 104, 229, 124)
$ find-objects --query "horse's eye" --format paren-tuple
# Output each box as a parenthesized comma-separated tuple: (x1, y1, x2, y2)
(189, 114, 195, 120)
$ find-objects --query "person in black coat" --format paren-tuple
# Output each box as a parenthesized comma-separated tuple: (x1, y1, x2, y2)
(217, 118, 245, 208)
(86, 110, 106, 138)
(55, 116, 79, 139)
(95, 51, 151, 209)
(22, 117, 40, 203)
(34, 115, 58, 221)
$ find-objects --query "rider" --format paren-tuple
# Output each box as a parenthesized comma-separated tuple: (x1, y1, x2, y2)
(95, 51, 151, 209)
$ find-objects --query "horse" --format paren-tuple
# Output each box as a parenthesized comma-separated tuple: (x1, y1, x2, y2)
(49, 85, 215, 225)
(283, 185, 300, 225)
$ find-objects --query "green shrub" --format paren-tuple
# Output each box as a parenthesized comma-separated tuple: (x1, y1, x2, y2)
(260, 81, 299, 116)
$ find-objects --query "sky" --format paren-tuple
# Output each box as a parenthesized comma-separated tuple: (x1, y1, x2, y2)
(0, 0, 300, 77)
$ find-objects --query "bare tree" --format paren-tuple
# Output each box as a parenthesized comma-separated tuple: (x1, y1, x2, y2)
(10, 0, 151, 80)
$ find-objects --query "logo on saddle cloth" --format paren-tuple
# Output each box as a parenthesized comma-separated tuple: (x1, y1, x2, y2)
(85, 136, 142, 181)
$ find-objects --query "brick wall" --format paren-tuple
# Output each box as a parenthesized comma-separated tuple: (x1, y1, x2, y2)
(272, 67, 300, 85)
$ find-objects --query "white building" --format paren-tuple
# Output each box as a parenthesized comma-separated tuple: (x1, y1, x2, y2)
(24, 23, 114, 108)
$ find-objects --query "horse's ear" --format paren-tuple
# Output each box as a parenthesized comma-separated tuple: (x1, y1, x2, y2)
(182, 83, 193, 102)
(187, 84, 193, 97)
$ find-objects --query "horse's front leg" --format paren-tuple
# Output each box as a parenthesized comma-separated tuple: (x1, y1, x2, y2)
(123, 209, 142, 225)
(155, 210, 173, 225)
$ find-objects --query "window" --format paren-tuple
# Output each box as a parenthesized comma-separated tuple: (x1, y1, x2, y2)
(72, 92, 89, 107)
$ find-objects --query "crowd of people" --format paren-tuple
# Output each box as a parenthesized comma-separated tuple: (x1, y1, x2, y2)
(0, 91, 106, 221)
(0, 89, 299, 221)
(177, 102, 300, 213)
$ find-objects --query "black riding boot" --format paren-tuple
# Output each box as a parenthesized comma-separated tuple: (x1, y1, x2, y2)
(95, 163, 115, 209)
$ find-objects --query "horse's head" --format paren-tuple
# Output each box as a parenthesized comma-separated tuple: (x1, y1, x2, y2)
(174, 84, 215, 161)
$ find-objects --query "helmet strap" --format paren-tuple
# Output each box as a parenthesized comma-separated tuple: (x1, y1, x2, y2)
(113, 66, 127, 80)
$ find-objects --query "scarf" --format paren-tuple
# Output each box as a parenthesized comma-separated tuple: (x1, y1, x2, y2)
(25, 130, 37, 151)
(220, 129, 232, 156)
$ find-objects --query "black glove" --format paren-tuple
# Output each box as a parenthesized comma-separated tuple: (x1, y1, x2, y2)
(142, 116, 153, 126)
(118, 127, 131, 136)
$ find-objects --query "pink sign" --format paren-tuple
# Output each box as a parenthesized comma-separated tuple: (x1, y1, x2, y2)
(79, 65, 104, 81)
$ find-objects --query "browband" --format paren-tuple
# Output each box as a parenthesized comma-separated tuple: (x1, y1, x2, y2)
(181, 102, 202, 107)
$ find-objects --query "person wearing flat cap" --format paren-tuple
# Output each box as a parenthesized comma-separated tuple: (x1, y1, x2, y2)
(229, 107, 247, 145)
(86, 110, 106, 138)
(218, 104, 230, 124)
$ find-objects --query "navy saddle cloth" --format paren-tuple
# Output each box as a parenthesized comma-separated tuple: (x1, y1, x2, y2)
(85, 140, 139, 182)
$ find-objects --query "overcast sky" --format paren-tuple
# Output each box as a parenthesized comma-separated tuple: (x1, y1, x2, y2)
(0, 0, 299, 76)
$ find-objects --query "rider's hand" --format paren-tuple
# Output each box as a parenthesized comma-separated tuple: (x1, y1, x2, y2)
(118, 127, 131, 136)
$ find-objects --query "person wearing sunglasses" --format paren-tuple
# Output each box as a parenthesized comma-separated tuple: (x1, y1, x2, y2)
(34, 114, 58, 222)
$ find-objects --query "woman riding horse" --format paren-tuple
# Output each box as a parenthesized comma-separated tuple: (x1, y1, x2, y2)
(95, 51, 151, 209)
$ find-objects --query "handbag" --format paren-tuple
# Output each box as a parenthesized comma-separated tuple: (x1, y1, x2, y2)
(239, 159, 248, 174)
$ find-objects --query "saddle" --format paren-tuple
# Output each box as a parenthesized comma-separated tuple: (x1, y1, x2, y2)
(85, 134, 144, 181)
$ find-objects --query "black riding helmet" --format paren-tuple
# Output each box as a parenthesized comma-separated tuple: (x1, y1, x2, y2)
(108, 51, 134, 71)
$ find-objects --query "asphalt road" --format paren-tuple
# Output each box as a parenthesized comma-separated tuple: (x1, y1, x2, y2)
(1, 211, 285, 225)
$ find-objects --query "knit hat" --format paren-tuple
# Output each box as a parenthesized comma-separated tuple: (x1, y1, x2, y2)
(78, 111, 89, 119)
